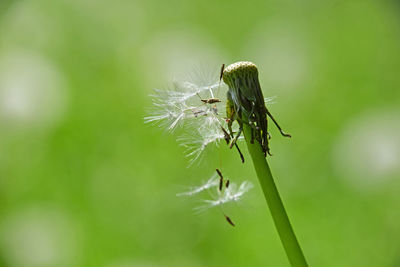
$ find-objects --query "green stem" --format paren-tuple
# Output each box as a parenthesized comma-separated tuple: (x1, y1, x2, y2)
(243, 124, 308, 267)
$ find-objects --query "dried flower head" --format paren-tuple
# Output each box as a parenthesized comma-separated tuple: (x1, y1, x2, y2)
(145, 68, 236, 164)
(222, 61, 291, 156)
(145, 65, 273, 218)
(145, 62, 306, 263)
(145, 67, 276, 164)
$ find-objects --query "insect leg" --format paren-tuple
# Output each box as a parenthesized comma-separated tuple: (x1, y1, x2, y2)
(265, 107, 292, 138)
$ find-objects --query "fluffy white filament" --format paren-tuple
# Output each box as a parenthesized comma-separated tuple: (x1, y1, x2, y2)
(177, 173, 253, 211)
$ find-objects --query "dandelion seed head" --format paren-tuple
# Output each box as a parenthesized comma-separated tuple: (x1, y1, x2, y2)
(145, 65, 269, 164)
(145, 66, 239, 164)
(145, 64, 278, 221)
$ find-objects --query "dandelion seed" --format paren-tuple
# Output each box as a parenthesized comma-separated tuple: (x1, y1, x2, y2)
(219, 64, 225, 80)
(224, 214, 235, 227)
(200, 98, 221, 104)
(216, 168, 224, 191)
(195, 180, 254, 212)
(176, 174, 219, 197)
(178, 125, 226, 165)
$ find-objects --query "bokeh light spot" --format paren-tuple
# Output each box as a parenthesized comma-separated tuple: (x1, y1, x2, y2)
(333, 109, 400, 188)
(0, 51, 68, 130)
(0, 206, 81, 267)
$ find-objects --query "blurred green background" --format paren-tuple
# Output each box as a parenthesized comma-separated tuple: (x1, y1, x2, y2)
(1, 0, 400, 266)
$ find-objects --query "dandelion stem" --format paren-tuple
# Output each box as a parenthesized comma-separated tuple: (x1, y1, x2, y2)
(243, 124, 308, 267)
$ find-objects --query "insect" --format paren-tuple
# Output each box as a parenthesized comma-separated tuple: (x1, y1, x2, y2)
(225, 179, 230, 188)
(224, 214, 235, 227)
(222, 62, 291, 156)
